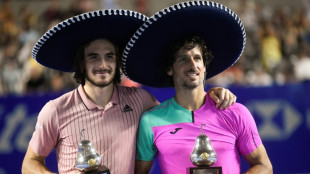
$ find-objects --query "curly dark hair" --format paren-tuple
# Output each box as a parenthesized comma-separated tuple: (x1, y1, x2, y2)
(161, 35, 214, 86)
(73, 38, 122, 85)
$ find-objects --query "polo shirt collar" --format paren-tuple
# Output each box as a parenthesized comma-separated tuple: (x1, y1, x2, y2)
(78, 84, 119, 110)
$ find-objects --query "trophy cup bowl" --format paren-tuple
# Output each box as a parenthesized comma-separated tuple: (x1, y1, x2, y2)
(190, 134, 217, 166)
(75, 129, 104, 173)
(75, 139, 103, 172)
(188, 124, 222, 174)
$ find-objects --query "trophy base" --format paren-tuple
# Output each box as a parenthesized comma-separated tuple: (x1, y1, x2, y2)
(187, 167, 222, 174)
(85, 169, 110, 174)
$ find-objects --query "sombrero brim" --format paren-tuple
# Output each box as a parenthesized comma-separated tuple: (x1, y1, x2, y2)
(122, 1, 246, 87)
(32, 9, 148, 72)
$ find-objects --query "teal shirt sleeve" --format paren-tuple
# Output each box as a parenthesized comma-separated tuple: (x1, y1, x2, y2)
(136, 112, 157, 161)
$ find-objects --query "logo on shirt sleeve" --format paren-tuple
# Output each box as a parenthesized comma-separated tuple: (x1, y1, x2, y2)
(170, 128, 182, 134)
(123, 104, 133, 112)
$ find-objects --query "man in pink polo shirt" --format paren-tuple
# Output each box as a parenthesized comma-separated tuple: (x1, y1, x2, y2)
(121, 1, 273, 174)
(21, 9, 237, 174)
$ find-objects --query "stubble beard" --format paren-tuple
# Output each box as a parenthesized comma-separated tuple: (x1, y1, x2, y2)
(173, 74, 203, 90)
(85, 72, 114, 88)
(179, 70, 204, 89)
(182, 80, 201, 89)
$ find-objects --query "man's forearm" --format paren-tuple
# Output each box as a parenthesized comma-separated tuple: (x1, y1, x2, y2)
(22, 145, 56, 174)
(244, 144, 273, 174)
(245, 163, 273, 174)
(22, 157, 55, 174)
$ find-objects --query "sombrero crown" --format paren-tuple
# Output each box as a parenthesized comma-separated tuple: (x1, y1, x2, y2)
(32, 9, 148, 72)
(122, 1, 246, 87)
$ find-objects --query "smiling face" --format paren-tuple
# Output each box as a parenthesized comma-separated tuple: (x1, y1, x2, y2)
(167, 46, 206, 89)
(84, 39, 117, 88)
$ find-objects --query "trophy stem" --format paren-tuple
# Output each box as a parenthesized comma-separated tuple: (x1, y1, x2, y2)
(200, 124, 207, 135)
(80, 129, 86, 141)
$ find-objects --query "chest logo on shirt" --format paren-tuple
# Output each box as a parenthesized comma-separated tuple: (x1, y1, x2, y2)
(123, 104, 133, 112)
(170, 128, 182, 134)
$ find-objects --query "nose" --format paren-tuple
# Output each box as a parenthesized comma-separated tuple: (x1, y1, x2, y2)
(188, 57, 196, 67)
(98, 58, 108, 68)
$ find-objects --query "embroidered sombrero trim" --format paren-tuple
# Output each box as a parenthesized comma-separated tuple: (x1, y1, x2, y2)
(32, 9, 148, 61)
(122, 0, 246, 77)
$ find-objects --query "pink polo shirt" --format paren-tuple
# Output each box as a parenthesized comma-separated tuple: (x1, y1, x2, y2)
(30, 85, 159, 174)
(136, 94, 262, 174)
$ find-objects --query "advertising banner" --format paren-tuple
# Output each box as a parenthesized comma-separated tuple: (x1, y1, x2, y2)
(0, 83, 309, 173)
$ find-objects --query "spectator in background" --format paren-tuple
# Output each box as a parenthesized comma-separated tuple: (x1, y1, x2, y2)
(293, 49, 310, 82)
(136, 0, 149, 16)
(63, 0, 95, 19)
(259, 20, 282, 75)
(48, 70, 77, 93)
(2, 58, 23, 94)
(276, 7, 299, 58)
(1, 41, 21, 94)
(22, 58, 47, 94)
(41, 0, 62, 27)
(245, 64, 273, 86)
(17, 4, 39, 45)
(0, 1, 19, 47)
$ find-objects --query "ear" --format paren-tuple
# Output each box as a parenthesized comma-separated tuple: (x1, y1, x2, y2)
(167, 68, 173, 76)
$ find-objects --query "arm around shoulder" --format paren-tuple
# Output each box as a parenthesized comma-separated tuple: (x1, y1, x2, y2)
(22, 145, 56, 174)
(244, 144, 273, 174)
(207, 87, 237, 110)
(137, 88, 160, 110)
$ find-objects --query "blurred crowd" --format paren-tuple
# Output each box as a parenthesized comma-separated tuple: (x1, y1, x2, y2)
(208, 0, 310, 87)
(1, 0, 310, 96)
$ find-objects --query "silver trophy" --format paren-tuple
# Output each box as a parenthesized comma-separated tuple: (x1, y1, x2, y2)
(188, 124, 222, 174)
(190, 124, 217, 166)
(75, 129, 103, 172)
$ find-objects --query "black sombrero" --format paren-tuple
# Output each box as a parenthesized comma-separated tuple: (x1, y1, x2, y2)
(122, 1, 246, 87)
(32, 9, 148, 72)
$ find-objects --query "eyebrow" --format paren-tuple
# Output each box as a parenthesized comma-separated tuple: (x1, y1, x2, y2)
(106, 52, 116, 56)
(86, 53, 99, 57)
(176, 53, 202, 58)
(86, 51, 116, 57)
